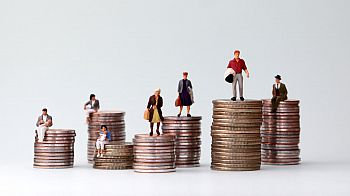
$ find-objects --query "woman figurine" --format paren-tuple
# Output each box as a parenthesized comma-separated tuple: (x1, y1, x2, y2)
(95, 125, 111, 157)
(146, 88, 164, 136)
(84, 94, 100, 124)
(177, 72, 194, 117)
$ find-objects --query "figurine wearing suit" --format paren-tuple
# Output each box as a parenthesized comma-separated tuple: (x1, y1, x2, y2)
(271, 75, 288, 112)
(36, 108, 53, 142)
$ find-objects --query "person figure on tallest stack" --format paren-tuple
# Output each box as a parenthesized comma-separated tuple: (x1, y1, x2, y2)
(227, 50, 250, 101)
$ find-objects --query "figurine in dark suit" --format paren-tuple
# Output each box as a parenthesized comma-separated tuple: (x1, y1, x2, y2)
(271, 75, 288, 112)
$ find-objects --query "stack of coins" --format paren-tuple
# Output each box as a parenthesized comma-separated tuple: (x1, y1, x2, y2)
(34, 129, 76, 169)
(211, 99, 263, 171)
(162, 116, 202, 167)
(93, 142, 134, 170)
(133, 134, 176, 173)
(261, 99, 301, 165)
(87, 111, 126, 163)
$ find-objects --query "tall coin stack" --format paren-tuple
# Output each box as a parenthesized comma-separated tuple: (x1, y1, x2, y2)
(211, 99, 263, 171)
(34, 129, 76, 169)
(88, 111, 126, 163)
(261, 99, 301, 165)
(93, 142, 134, 170)
(133, 134, 176, 173)
(162, 116, 202, 167)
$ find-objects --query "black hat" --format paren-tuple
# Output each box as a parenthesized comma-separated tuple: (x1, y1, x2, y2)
(275, 75, 282, 80)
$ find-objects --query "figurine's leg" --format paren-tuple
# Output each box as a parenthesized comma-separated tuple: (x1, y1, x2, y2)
(150, 123, 154, 136)
(187, 106, 191, 117)
(156, 123, 161, 136)
(232, 75, 238, 99)
(237, 74, 244, 98)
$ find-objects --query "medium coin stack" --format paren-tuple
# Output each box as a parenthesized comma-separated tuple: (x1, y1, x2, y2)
(261, 99, 301, 165)
(211, 99, 263, 171)
(162, 116, 202, 167)
(93, 142, 134, 170)
(88, 111, 126, 163)
(34, 129, 76, 169)
(133, 134, 176, 173)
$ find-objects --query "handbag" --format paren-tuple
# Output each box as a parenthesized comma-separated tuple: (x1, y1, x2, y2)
(143, 109, 150, 120)
(175, 96, 182, 107)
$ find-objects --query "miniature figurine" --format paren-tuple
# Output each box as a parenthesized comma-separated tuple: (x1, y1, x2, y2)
(95, 125, 111, 157)
(271, 75, 288, 112)
(146, 88, 164, 136)
(35, 108, 53, 142)
(84, 94, 100, 124)
(177, 72, 194, 117)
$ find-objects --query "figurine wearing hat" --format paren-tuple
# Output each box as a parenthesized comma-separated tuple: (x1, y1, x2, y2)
(271, 75, 288, 112)
(177, 72, 194, 117)
(226, 50, 250, 101)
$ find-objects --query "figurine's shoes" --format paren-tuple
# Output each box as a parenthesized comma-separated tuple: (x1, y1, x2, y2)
(149, 132, 153, 136)
(177, 114, 181, 117)
(187, 114, 191, 117)
(231, 97, 236, 101)
(156, 130, 160, 136)
(240, 97, 245, 101)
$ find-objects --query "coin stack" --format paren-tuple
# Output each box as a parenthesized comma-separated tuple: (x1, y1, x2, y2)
(87, 111, 126, 163)
(34, 129, 76, 169)
(133, 134, 176, 173)
(211, 99, 263, 171)
(261, 99, 301, 165)
(93, 142, 134, 170)
(162, 116, 202, 167)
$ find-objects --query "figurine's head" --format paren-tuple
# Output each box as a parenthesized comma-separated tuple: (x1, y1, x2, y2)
(275, 75, 282, 83)
(42, 108, 48, 115)
(183, 72, 188, 80)
(90, 94, 96, 101)
(234, 50, 240, 59)
(101, 125, 107, 132)
(154, 88, 161, 96)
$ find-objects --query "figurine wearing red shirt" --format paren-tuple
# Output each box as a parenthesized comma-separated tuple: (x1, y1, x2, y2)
(227, 50, 250, 101)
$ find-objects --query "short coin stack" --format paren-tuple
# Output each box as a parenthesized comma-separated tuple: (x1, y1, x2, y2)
(34, 129, 76, 169)
(133, 134, 176, 173)
(93, 142, 134, 170)
(162, 116, 202, 167)
(261, 99, 301, 165)
(87, 111, 126, 163)
(211, 99, 263, 171)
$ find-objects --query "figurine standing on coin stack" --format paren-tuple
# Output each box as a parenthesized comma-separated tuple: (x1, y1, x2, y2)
(133, 134, 176, 173)
(177, 72, 194, 117)
(93, 142, 134, 170)
(34, 129, 76, 169)
(87, 111, 126, 163)
(226, 50, 250, 101)
(211, 100, 262, 171)
(162, 116, 202, 167)
(261, 97, 301, 165)
(146, 88, 164, 136)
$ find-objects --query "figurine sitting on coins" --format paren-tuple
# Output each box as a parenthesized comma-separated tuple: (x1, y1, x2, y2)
(146, 88, 164, 136)
(84, 94, 100, 124)
(95, 125, 111, 157)
(35, 108, 53, 142)
(177, 72, 194, 117)
(271, 75, 288, 113)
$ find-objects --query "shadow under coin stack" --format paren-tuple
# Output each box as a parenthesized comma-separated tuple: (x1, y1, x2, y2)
(93, 142, 134, 170)
(88, 111, 126, 163)
(133, 134, 176, 173)
(34, 129, 76, 169)
(261, 100, 301, 165)
(162, 116, 202, 167)
(211, 99, 263, 171)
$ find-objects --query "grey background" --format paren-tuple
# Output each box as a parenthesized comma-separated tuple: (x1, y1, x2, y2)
(0, 0, 349, 195)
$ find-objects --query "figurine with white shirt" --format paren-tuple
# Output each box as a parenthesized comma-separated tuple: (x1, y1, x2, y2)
(95, 125, 111, 157)
(35, 108, 53, 142)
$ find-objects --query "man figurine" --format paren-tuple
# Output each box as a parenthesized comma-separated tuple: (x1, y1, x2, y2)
(84, 94, 100, 124)
(271, 75, 288, 112)
(227, 50, 250, 101)
(36, 108, 53, 142)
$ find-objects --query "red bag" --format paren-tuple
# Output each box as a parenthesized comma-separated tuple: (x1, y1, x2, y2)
(175, 96, 182, 107)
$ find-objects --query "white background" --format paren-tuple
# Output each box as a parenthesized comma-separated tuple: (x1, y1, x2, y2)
(0, 0, 349, 195)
